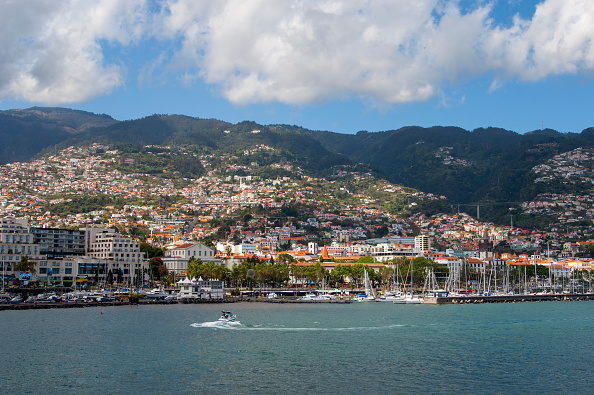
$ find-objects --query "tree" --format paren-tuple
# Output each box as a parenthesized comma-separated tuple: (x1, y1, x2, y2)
(379, 266, 395, 286)
(187, 258, 204, 279)
(290, 264, 307, 286)
(202, 239, 215, 249)
(141, 243, 164, 259)
(278, 253, 296, 265)
(15, 256, 37, 281)
(149, 257, 168, 282)
(350, 264, 366, 287)
(202, 261, 221, 280)
(332, 264, 352, 285)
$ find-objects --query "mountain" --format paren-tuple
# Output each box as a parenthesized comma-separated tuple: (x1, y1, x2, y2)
(0, 107, 118, 163)
(2, 107, 594, 215)
(54, 114, 351, 173)
(272, 124, 594, 204)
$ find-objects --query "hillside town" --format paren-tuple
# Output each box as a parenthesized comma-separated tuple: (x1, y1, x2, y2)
(1, 144, 594, 297)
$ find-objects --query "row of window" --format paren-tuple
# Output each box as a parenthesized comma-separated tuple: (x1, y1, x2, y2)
(91, 253, 139, 259)
(1, 255, 41, 261)
(95, 243, 137, 248)
(39, 268, 72, 274)
(171, 249, 213, 257)
(3, 235, 31, 243)
(0, 245, 38, 255)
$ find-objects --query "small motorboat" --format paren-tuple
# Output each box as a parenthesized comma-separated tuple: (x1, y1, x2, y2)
(218, 310, 236, 322)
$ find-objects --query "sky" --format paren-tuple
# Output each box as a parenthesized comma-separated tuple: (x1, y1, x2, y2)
(1, 0, 593, 135)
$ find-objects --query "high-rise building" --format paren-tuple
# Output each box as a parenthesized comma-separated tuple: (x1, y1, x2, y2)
(81, 227, 147, 283)
(0, 217, 46, 285)
(30, 227, 86, 258)
(414, 235, 431, 252)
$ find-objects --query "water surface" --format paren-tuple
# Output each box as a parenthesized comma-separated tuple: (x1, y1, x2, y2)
(1, 301, 593, 394)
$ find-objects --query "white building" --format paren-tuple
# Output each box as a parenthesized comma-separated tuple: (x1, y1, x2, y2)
(82, 227, 147, 284)
(162, 242, 220, 279)
(0, 217, 46, 285)
(177, 276, 224, 299)
(414, 235, 431, 252)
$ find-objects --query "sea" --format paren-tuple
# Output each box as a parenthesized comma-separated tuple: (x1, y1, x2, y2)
(1, 301, 593, 394)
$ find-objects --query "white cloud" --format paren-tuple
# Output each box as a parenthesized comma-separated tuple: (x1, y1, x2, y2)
(0, 0, 148, 105)
(1, 0, 594, 106)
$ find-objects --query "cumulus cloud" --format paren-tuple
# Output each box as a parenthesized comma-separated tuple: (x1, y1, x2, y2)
(158, 0, 594, 105)
(0, 0, 148, 104)
(1, 0, 594, 106)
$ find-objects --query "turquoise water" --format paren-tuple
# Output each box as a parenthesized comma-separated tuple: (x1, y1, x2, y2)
(1, 301, 594, 394)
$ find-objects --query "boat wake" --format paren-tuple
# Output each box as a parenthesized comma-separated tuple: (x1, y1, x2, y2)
(190, 321, 243, 329)
(190, 322, 405, 331)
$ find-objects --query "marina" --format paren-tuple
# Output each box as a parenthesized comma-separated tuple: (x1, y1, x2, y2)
(3, 290, 594, 310)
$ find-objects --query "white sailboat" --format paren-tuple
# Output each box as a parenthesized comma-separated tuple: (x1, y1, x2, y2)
(356, 270, 376, 302)
(394, 257, 423, 304)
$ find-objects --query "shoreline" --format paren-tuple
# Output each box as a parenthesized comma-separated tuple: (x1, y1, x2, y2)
(2, 293, 594, 310)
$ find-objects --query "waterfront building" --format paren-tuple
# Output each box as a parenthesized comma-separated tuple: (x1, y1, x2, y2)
(0, 217, 47, 286)
(31, 227, 86, 258)
(350, 242, 415, 261)
(177, 276, 224, 299)
(162, 242, 220, 280)
(81, 227, 147, 284)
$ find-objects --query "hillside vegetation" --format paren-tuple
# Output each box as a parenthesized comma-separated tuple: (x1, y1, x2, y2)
(2, 107, 594, 221)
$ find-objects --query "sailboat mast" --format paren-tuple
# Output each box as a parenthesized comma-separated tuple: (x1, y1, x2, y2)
(410, 256, 414, 295)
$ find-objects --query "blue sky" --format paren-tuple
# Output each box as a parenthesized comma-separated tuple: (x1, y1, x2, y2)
(1, 0, 593, 135)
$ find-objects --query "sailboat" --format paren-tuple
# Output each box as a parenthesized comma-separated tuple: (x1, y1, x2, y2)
(356, 270, 377, 302)
(378, 263, 405, 302)
(423, 269, 448, 298)
(394, 256, 423, 304)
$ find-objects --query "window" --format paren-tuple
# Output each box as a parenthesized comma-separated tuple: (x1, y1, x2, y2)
(65, 268, 72, 274)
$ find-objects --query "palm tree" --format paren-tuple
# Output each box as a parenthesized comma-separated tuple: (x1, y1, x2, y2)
(202, 261, 221, 280)
(14, 256, 37, 282)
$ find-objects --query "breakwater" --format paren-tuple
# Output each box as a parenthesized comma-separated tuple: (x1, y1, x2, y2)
(2, 293, 593, 310)
(424, 293, 594, 305)
(0, 297, 354, 310)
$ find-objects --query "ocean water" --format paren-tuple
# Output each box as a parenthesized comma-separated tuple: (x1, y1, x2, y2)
(1, 301, 594, 394)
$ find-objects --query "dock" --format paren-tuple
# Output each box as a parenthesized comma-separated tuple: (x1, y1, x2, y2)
(423, 293, 594, 305)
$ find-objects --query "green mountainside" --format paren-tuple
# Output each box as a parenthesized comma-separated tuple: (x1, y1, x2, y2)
(2, 107, 594, 221)
(0, 107, 118, 163)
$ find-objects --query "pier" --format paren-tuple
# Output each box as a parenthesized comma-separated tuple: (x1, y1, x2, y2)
(423, 293, 594, 305)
